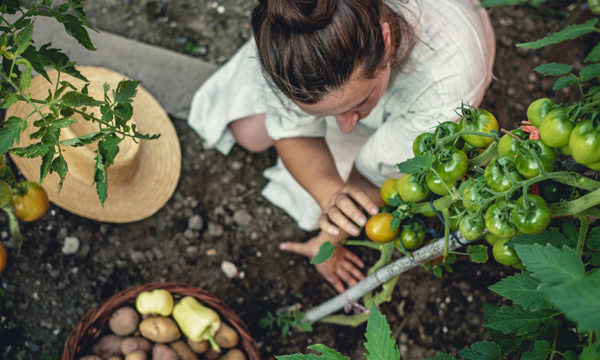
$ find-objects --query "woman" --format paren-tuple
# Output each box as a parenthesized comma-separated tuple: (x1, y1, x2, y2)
(188, 0, 495, 293)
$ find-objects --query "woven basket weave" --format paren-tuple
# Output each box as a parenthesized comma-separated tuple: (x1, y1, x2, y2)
(62, 282, 261, 359)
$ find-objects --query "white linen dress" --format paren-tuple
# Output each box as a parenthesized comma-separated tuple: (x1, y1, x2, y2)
(188, 0, 496, 231)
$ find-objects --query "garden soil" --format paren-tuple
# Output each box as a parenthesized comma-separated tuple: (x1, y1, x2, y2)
(0, 1, 592, 359)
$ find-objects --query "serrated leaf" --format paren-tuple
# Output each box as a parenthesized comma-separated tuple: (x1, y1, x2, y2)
(396, 154, 435, 174)
(543, 275, 600, 331)
(552, 75, 578, 91)
(515, 244, 584, 287)
(1, 92, 18, 109)
(457, 341, 502, 360)
(484, 306, 558, 335)
(311, 241, 334, 264)
(533, 63, 572, 76)
(517, 19, 599, 49)
(98, 134, 120, 166)
(581, 64, 600, 81)
(585, 42, 600, 62)
(56, 13, 95, 50)
(364, 306, 400, 360)
(488, 272, 554, 311)
(521, 340, 551, 360)
(14, 23, 33, 55)
(94, 153, 107, 205)
(39, 150, 54, 182)
(51, 155, 68, 190)
(114, 80, 139, 103)
(275, 344, 349, 360)
(52, 117, 76, 129)
(10, 143, 50, 158)
(114, 102, 133, 125)
(509, 228, 575, 249)
(61, 91, 103, 107)
(0, 116, 26, 153)
(19, 66, 32, 90)
(467, 245, 488, 263)
(60, 132, 102, 147)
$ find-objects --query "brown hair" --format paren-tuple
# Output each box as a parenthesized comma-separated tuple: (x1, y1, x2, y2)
(251, 0, 413, 104)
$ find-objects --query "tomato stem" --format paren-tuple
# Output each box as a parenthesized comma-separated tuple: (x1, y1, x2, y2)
(576, 215, 590, 257)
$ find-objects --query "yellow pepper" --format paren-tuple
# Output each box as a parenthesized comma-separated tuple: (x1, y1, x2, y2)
(172, 296, 221, 349)
(135, 289, 174, 316)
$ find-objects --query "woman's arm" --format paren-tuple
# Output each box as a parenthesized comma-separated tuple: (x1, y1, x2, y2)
(275, 137, 379, 237)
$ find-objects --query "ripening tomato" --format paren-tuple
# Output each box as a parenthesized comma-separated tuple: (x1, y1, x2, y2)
(398, 174, 430, 203)
(365, 213, 399, 243)
(11, 181, 49, 222)
(380, 177, 400, 205)
(425, 171, 454, 196)
(460, 108, 499, 148)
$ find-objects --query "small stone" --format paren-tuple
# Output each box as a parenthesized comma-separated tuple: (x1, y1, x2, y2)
(188, 215, 204, 230)
(61, 236, 80, 255)
(183, 229, 197, 239)
(206, 248, 217, 256)
(233, 210, 252, 227)
(221, 261, 238, 279)
(130, 251, 145, 263)
(207, 222, 224, 237)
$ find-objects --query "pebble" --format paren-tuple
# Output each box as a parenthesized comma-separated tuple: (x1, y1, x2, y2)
(188, 214, 204, 230)
(206, 248, 217, 256)
(207, 222, 224, 237)
(130, 251, 145, 263)
(61, 236, 80, 255)
(233, 209, 252, 227)
(221, 261, 238, 278)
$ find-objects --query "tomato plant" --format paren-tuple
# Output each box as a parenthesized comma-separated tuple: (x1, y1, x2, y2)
(459, 106, 499, 148)
(365, 213, 399, 243)
(11, 181, 49, 222)
(433, 147, 469, 182)
(538, 107, 573, 148)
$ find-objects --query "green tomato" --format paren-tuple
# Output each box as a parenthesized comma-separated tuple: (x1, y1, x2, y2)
(539, 107, 573, 148)
(380, 177, 400, 205)
(492, 238, 520, 266)
(497, 128, 527, 159)
(462, 180, 489, 212)
(526, 98, 555, 128)
(511, 194, 551, 235)
(484, 155, 523, 192)
(459, 213, 485, 241)
(484, 232, 503, 246)
(425, 171, 454, 196)
(569, 119, 600, 166)
(434, 121, 464, 149)
(515, 139, 556, 178)
(398, 220, 426, 250)
(413, 132, 435, 156)
(433, 147, 469, 182)
(589, 0, 600, 15)
(0, 180, 11, 208)
(398, 174, 430, 203)
(485, 201, 516, 238)
(460, 108, 498, 148)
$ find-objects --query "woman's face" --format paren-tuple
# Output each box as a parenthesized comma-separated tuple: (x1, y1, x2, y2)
(295, 62, 392, 134)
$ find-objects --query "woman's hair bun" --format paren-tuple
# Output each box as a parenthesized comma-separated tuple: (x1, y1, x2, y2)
(264, 0, 337, 32)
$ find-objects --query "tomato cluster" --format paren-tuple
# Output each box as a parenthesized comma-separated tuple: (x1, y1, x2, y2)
(365, 101, 598, 268)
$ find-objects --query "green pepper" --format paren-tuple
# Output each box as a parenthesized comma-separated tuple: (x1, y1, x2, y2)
(173, 296, 221, 349)
(135, 289, 174, 316)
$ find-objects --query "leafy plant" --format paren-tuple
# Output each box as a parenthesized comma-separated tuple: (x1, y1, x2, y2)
(259, 305, 313, 336)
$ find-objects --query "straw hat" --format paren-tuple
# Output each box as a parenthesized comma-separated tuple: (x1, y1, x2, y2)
(5, 66, 181, 223)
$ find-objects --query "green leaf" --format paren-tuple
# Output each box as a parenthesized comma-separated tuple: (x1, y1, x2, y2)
(39, 151, 54, 183)
(396, 154, 435, 174)
(114, 80, 139, 103)
(52, 117, 76, 129)
(585, 42, 600, 63)
(580, 341, 600, 360)
(543, 274, 600, 331)
(590, 252, 600, 266)
(561, 220, 578, 248)
(484, 306, 559, 335)
(311, 241, 334, 264)
(55, 13, 95, 50)
(533, 63, 572, 76)
(457, 341, 502, 360)
(275, 344, 349, 360)
(60, 132, 102, 147)
(14, 23, 33, 55)
(587, 226, 600, 250)
(0, 116, 26, 153)
(114, 102, 133, 125)
(521, 340, 551, 360)
(509, 228, 575, 249)
(552, 75, 578, 91)
(581, 64, 600, 81)
(488, 272, 554, 311)
(1, 93, 19, 109)
(467, 245, 488, 263)
(480, 0, 527, 6)
(94, 153, 107, 205)
(61, 91, 103, 107)
(10, 143, 50, 158)
(19, 66, 32, 90)
(364, 306, 399, 360)
(514, 244, 584, 287)
(517, 19, 599, 49)
(51, 155, 68, 191)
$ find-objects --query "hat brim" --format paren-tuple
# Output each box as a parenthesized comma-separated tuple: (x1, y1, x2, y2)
(6, 66, 181, 223)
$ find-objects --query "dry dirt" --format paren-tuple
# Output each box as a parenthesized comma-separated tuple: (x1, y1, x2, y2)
(0, 1, 592, 359)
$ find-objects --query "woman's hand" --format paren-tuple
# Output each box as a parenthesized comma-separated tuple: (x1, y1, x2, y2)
(279, 232, 365, 293)
(319, 184, 379, 238)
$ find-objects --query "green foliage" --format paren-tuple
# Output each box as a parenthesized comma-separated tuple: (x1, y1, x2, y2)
(517, 19, 599, 49)
(0, 0, 158, 204)
(396, 154, 434, 175)
(311, 241, 335, 264)
(259, 306, 313, 337)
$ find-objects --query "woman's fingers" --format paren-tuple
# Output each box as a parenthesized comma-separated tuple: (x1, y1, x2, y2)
(325, 207, 361, 236)
(345, 187, 379, 216)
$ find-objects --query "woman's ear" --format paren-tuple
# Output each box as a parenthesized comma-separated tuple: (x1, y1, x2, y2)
(381, 22, 392, 63)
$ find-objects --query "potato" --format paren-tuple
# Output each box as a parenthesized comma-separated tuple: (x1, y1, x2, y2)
(187, 338, 209, 354)
(109, 306, 140, 336)
(91, 334, 123, 358)
(214, 323, 239, 349)
(124, 349, 147, 360)
(139, 316, 181, 343)
(203, 347, 222, 360)
(79, 356, 102, 360)
(170, 340, 198, 360)
(121, 337, 151, 355)
(107, 357, 123, 360)
(219, 349, 246, 360)
(152, 343, 179, 360)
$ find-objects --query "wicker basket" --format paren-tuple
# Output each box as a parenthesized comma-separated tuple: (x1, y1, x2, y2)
(62, 282, 261, 360)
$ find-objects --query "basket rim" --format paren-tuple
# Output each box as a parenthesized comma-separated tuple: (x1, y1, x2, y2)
(61, 281, 261, 360)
